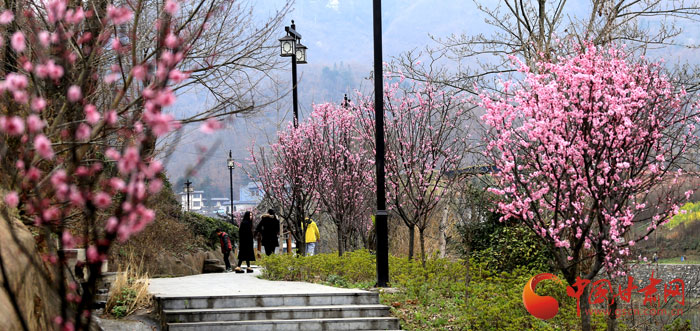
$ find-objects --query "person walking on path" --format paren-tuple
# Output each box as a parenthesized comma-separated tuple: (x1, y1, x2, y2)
(302, 217, 320, 256)
(256, 209, 280, 256)
(216, 228, 233, 272)
(235, 211, 256, 273)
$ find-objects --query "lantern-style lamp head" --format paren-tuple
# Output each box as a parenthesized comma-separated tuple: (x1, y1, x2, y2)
(227, 150, 235, 169)
(279, 34, 296, 57)
(295, 42, 307, 64)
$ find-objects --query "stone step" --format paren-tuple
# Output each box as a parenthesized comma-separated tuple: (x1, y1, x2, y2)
(156, 292, 379, 310)
(163, 304, 391, 323)
(167, 316, 401, 331)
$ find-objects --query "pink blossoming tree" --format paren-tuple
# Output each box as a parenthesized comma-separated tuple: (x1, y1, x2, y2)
(250, 124, 319, 256)
(356, 74, 472, 264)
(304, 103, 375, 255)
(0, 0, 273, 329)
(480, 44, 698, 330)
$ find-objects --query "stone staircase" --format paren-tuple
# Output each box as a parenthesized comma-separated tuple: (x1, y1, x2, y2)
(155, 291, 401, 330)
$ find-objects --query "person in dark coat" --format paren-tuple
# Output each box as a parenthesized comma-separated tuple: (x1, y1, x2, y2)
(255, 209, 280, 256)
(235, 211, 256, 273)
(216, 228, 233, 272)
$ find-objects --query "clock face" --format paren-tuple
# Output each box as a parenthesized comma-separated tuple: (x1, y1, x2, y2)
(283, 42, 292, 53)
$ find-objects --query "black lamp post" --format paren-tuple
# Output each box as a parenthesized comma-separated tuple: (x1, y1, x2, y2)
(343, 94, 350, 108)
(227, 150, 235, 223)
(184, 179, 193, 212)
(279, 20, 308, 128)
(373, 0, 389, 287)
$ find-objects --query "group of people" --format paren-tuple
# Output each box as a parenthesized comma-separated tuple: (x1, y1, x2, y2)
(215, 209, 281, 273)
(214, 210, 322, 273)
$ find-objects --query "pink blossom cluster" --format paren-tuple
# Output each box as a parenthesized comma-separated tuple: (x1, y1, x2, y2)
(480, 44, 697, 274)
(0, 0, 208, 329)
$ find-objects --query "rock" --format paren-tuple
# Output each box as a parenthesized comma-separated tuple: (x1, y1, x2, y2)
(204, 259, 220, 265)
(202, 263, 226, 273)
(0, 212, 61, 331)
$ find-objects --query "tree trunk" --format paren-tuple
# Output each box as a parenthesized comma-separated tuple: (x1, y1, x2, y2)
(419, 228, 426, 267)
(438, 204, 447, 258)
(464, 228, 471, 301)
(407, 224, 415, 260)
(607, 285, 618, 331)
(337, 228, 345, 256)
(580, 285, 592, 331)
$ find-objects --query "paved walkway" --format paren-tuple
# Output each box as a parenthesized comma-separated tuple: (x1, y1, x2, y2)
(148, 266, 369, 297)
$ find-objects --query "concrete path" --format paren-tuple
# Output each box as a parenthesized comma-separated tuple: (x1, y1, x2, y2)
(148, 266, 369, 297)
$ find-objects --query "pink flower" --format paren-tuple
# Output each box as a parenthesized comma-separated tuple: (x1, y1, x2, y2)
(4, 116, 25, 135)
(0, 10, 14, 24)
(92, 192, 112, 209)
(86, 246, 100, 263)
(4, 191, 19, 207)
(148, 179, 163, 193)
(67, 85, 82, 102)
(164, 33, 179, 48)
(105, 110, 118, 125)
(38, 31, 50, 47)
(164, 0, 179, 15)
(118, 147, 139, 174)
(62, 231, 75, 249)
(131, 65, 147, 81)
(84, 104, 100, 124)
(31, 98, 47, 112)
(106, 217, 118, 232)
(168, 69, 189, 83)
(75, 123, 91, 141)
(154, 89, 176, 107)
(107, 5, 133, 25)
(34, 134, 54, 159)
(200, 118, 223, 134)
(5, 73, 28, 91)
(46, 0, 67, 23)
(109, 178, 126, 191)
(11, 31, 25, 52)
(27, 114, 45, 132)
(105, 148, 121, 160)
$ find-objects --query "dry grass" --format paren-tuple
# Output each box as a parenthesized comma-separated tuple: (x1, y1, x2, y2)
(106, 256, 152, 318)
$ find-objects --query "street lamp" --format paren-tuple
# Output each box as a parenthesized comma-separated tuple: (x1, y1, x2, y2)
(227, 150, 235, 224)
(279, 20, 308, 128)
(373, 0, 389, 287)
(184, 179, 193, 212)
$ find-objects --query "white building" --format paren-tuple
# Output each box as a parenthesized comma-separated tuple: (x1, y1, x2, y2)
(231, 182, 263, 212)
(179, 190, 204, 211)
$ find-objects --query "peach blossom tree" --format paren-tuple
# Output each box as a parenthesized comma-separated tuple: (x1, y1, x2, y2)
(480, 44, 698, 330)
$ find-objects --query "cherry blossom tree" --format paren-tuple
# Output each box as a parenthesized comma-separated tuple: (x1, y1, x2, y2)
(480, 44, 698, 331)
(356, 74, 472, 264)
(0, 0, 237, 329)
(249, 124, 319, 256)
(304, 103, 375, 255)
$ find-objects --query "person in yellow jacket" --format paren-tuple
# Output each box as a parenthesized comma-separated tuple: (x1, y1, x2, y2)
(301, 217, 320, 256)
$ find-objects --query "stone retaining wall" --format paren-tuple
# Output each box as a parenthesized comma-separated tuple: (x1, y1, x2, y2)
(626, 264, 700, 298)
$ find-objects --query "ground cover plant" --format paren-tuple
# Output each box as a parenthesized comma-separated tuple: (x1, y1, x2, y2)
(259, 250, 611, 330)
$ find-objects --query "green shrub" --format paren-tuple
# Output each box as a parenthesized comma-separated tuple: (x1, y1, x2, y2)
(183, 212, 238, 250)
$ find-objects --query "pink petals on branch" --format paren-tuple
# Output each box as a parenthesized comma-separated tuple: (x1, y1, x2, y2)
(0, 10, 14, 24)
(4, 191, 19, 207)
(164, 0, 180, 15)
(107, 5, 133, 25)
(84, 104, 100, 124)
(34, 134, 54, 159)
(67, 85, 82, 102)
(11, 31, 25, 52)
(200, 118, 223, 134)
